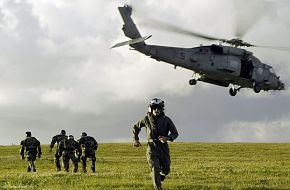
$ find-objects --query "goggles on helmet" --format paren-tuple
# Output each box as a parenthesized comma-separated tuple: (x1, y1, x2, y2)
(149, 98, 164, 109)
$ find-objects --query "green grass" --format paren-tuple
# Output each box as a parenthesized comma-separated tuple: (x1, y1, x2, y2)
(1, 143, 290, 189)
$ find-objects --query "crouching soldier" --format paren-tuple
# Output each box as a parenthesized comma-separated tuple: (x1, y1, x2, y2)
(20, 131, 42, 172)
(59, 135, 81, 173)
(78, 132, 98, 173)
(49, 129, 67, 171)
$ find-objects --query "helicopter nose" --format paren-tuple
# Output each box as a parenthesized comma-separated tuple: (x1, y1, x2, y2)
(278, 81, 285, 90)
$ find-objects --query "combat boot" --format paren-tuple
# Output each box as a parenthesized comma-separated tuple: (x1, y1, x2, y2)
(31, 162, 36, 172)
(82, 166, 87, 173)
(160, 172, 166, 181)
(56, 163, 61, 172)
(73, 164, 78, 173)
(91, 167, 95, 173)
(27, 166, 31, 172)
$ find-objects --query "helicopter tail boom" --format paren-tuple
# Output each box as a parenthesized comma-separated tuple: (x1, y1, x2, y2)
(117, 5, 149, 54)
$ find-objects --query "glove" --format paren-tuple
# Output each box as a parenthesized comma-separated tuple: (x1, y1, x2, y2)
(158, 136, 168, 144)
(133, 140, 141, 147)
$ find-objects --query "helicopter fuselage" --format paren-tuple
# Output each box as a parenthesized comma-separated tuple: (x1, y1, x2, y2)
(144, 44, 284, 93)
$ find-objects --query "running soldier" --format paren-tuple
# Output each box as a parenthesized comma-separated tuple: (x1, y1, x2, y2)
(133, 98, 179, 190)
(20, 131, 42, 172)
(78, 132, 98, 173)
(59, 135, 81, 173)
(49, 129, 67, 171)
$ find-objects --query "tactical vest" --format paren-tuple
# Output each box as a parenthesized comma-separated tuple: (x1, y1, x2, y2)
(25, 137, 39, 149)
(81, 136, 95, 149)
(62, 139, 77, 152)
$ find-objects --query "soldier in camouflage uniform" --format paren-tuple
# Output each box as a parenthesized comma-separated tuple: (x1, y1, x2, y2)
(49, 129, 67, 171)
(133, 98, 179, 190)
(20, 131, 42, 172)
(58, 135, 82, 173)
(78, 132, 98, 173)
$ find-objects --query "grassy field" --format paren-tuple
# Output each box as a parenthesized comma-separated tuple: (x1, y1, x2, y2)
(1, 142, 290, 190)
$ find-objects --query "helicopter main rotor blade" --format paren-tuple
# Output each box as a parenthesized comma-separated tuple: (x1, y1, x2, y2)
(252, 45, 290, 52)
(139, 19, 227, 42)
(233, 0, 273, 39)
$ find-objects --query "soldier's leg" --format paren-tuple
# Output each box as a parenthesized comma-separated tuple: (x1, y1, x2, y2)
(27, 161, 31, 172)
(31, 161, 36, 172)
(63, 155, 69, 172)
(32, 154, 37, 172)
(146, 145, 162, 190)
(71, 154, 78, 173)
(55, 151, 61, 171)
(160, 154, 171, 181)
(27, 152, 33, 172)
(91, 153, 96, 173)
(81, 154, 87, 173)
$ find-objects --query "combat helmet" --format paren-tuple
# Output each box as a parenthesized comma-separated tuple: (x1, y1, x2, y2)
(61, 130, 66, 135)
(26, 131, 31, 137)
(68, 135, 74, 140)
(81, 132, 87, 137)
(149, 98, 164, 112)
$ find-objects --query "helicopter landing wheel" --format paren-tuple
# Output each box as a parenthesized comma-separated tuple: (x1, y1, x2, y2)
(189, 79, 197, 85)
(229, 88, 237, 96)
(253, 85, 261, 93)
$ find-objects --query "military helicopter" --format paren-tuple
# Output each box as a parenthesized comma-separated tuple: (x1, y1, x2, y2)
(111, 5, 286, 96)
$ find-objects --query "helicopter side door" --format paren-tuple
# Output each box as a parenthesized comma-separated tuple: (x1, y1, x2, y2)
(240, 59, 254, 79)
(225, 56, 240, 75)
(210, 45, 240, 76)
(214, 55, 240, 76)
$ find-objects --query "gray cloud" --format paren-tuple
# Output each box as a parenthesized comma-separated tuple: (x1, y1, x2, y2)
(0, 0, 289, 145)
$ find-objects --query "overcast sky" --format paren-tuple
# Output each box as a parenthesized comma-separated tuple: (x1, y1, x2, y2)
(0, 0, 290, 145)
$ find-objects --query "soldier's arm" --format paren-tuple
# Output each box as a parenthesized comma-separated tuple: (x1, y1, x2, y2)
(50, 136, 57, 149)
(37, 140, 42, 158)
(166, 117, 179, 142)
(78, 137, 83, 146)
(58, 142, 63, 156)
(77, 142, 82, 157)
(93, 138, 98, 150)
(20, 140, 25, 159)
(133, 117, 146, 141)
